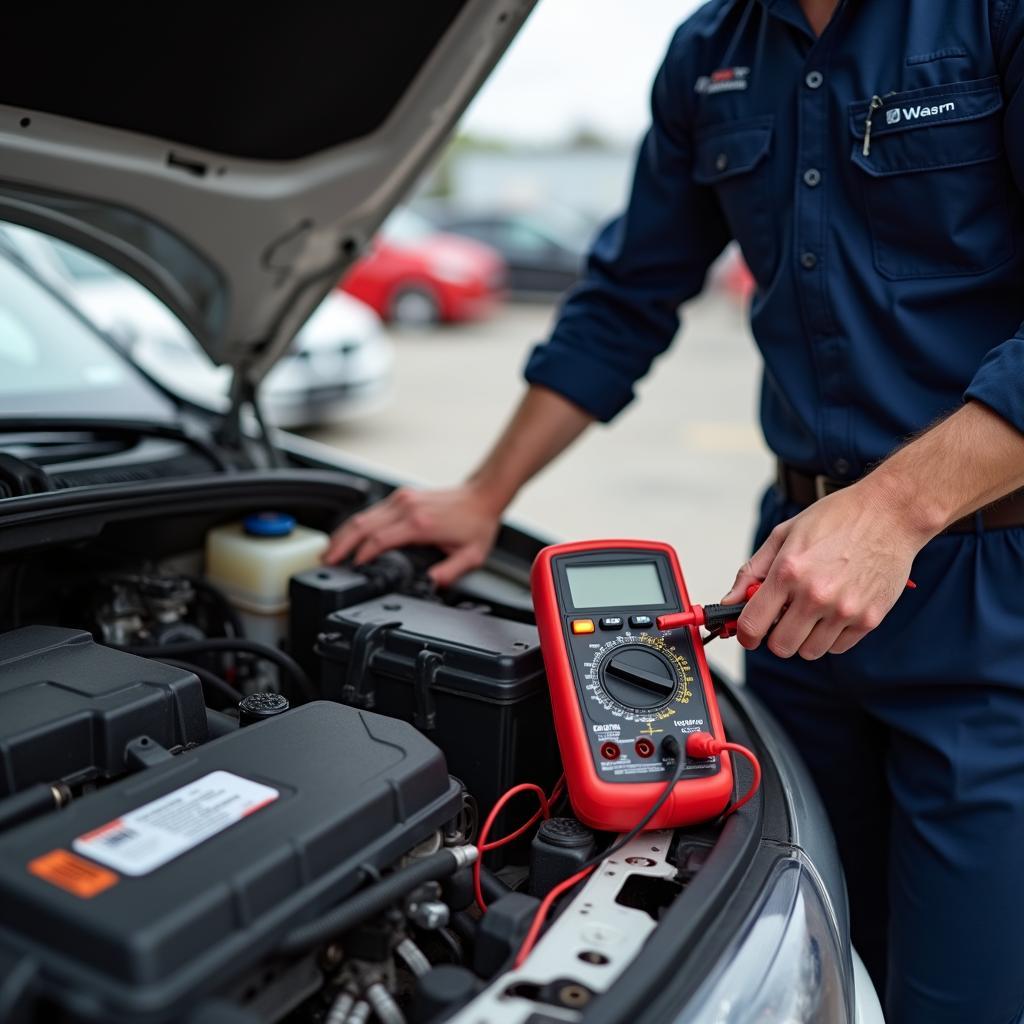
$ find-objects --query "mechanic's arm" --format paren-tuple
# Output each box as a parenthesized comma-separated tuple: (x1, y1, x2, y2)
(326, 22, 731, 584)
(724, 0, 1024, 659)
(725, 402, 1024, 658)
(324, 385, 593, 583)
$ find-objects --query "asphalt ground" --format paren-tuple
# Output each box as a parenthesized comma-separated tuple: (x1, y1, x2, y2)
(307, 289, 773, 679)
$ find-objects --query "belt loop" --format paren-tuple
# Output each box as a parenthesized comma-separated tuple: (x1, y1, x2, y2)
(974, 509, 986, 535)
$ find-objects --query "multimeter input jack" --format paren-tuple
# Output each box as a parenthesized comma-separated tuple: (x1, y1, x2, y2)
(634, 737, 656, 758)
(599, 741, 621, 761)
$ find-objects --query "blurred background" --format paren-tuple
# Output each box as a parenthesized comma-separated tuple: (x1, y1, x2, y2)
(319, 0, 771, 675)
(2, 1, 773, 676)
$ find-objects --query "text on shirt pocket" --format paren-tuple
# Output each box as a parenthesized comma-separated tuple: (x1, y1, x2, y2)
(848, 76, 1015, 280)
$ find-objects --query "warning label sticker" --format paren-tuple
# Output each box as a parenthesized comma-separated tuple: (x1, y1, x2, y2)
(73, 770, 279, 877)
(28, 849, 119, 898)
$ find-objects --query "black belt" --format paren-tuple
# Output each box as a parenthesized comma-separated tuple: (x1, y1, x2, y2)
(776, 461, 1024, 534)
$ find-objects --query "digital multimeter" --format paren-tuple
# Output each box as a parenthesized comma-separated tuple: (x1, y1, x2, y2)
(531, 539, 734, 832)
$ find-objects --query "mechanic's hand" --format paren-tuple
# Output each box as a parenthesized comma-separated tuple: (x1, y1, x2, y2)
(323, 483, 503, 587)
(721, 482, 927, 659)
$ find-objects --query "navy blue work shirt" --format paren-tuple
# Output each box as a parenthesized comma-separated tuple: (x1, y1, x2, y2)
(524, 0, 1024, 480)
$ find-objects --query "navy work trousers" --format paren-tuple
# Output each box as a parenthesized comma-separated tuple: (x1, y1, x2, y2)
(746, 487, 1024, 1024)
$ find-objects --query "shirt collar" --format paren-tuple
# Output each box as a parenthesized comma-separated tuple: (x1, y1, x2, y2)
(757, 0, 823, 40)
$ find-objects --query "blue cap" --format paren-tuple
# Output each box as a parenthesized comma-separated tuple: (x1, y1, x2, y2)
(243, 511, 296, 537)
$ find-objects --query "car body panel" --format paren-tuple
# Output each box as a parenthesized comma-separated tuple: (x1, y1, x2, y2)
(0, 3, 535, 382)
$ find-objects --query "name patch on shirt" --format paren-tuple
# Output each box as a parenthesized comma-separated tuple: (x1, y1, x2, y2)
(695, 67, 750, 95)
(885, 101, 955, 125)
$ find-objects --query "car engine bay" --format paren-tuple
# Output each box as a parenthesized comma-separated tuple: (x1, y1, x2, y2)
(0, 489, 742, 1024)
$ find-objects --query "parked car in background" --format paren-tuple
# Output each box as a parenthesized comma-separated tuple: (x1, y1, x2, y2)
(0, 225, 393, 429)
(418, 201, 597, 297)
(340, 207, 505, 325)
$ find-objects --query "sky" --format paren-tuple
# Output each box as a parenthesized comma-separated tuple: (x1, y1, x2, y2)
(461, 0, 707, 145)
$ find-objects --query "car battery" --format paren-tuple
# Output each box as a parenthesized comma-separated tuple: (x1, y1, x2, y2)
(289, 553, 415, 679)
(317, 595, 561, 831)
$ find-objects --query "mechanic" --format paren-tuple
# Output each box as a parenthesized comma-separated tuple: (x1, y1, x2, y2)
(326, 2, 1024, 1020)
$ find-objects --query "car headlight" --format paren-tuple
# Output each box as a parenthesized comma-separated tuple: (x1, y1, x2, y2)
(676, 856, 852, 1024)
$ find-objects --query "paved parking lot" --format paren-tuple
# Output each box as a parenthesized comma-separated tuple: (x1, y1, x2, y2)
(308, 290, 773, 678)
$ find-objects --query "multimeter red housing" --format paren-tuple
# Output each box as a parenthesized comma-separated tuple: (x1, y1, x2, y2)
(531, 539, 733, 831)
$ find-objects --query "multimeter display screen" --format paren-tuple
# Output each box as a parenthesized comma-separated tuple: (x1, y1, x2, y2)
(565, 562, 665, 608)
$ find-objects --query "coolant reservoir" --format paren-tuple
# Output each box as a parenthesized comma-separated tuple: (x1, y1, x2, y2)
(206, 512, 329, 645)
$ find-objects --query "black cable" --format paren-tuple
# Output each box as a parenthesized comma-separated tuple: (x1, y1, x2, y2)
(515, 739, 690, 959)
(0, 782, 69, 833)
(578, 736, 686, 876)
(206, 707, 241, 738)
(125, 638, 316, 703)
(279, 848, 475, 956)
(250, 394, 282, 469)
(702, 627, 724, 646)
(184, 576, 245, 638)
(449, 910, 478, 947)
(480, 866, 513, 904)
(154, 657, 244, 705)
(434, 927, 465, 965)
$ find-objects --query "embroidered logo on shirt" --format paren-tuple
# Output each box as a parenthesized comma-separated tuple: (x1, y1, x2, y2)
(695, 67, 750, 95)
(886, 100, 955, 126)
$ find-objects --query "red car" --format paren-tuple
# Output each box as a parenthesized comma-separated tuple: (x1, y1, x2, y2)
(340, 208, 505, 325)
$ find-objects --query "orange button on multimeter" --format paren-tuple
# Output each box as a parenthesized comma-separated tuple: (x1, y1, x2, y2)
(571, 618, 596, 635)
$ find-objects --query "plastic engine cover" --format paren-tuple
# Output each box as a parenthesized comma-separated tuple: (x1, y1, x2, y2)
(0, 626, 208, 796)
(0, 701, 461, 1023)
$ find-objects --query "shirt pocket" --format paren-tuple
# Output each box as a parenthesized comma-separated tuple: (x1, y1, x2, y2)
(693, 116, 776, 286)
(848, 77, 1014, 280)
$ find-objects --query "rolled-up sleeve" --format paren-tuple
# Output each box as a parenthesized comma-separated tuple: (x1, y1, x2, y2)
(524, 26, 731, 422)
(963, 0, 1024, 430)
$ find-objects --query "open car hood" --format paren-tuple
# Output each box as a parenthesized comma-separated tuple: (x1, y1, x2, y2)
(0, 3, 534, 388)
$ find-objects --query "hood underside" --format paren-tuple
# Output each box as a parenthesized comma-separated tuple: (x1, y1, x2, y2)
(0, 2, 535, 384)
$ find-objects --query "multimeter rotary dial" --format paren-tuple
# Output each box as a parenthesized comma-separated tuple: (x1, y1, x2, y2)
(586, 633, 694, 721)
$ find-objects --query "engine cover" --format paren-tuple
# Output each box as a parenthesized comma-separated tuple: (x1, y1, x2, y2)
(0, 701, 461, 1023)
(0, 626, 208, 796)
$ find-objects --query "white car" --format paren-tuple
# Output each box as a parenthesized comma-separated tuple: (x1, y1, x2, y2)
(0, 225, 393, 428)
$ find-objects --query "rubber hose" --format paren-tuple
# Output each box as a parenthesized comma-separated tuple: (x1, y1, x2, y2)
(0, 783, 69, 833)
(126, 638, 315, 703)
(279, 847, 476, 956)
(155, 658, 244, 705)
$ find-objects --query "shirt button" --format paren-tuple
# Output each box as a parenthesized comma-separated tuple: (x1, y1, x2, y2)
(803, 168, 822, 187)
(805, 70, 824, 89)
(715, 152, 729, 172)
(833, 458, 851, 477)
(800, 251, 818, 269)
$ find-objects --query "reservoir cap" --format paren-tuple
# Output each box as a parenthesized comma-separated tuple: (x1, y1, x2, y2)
(239, 691, 290, 726)
(243, 511, 296, 537)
